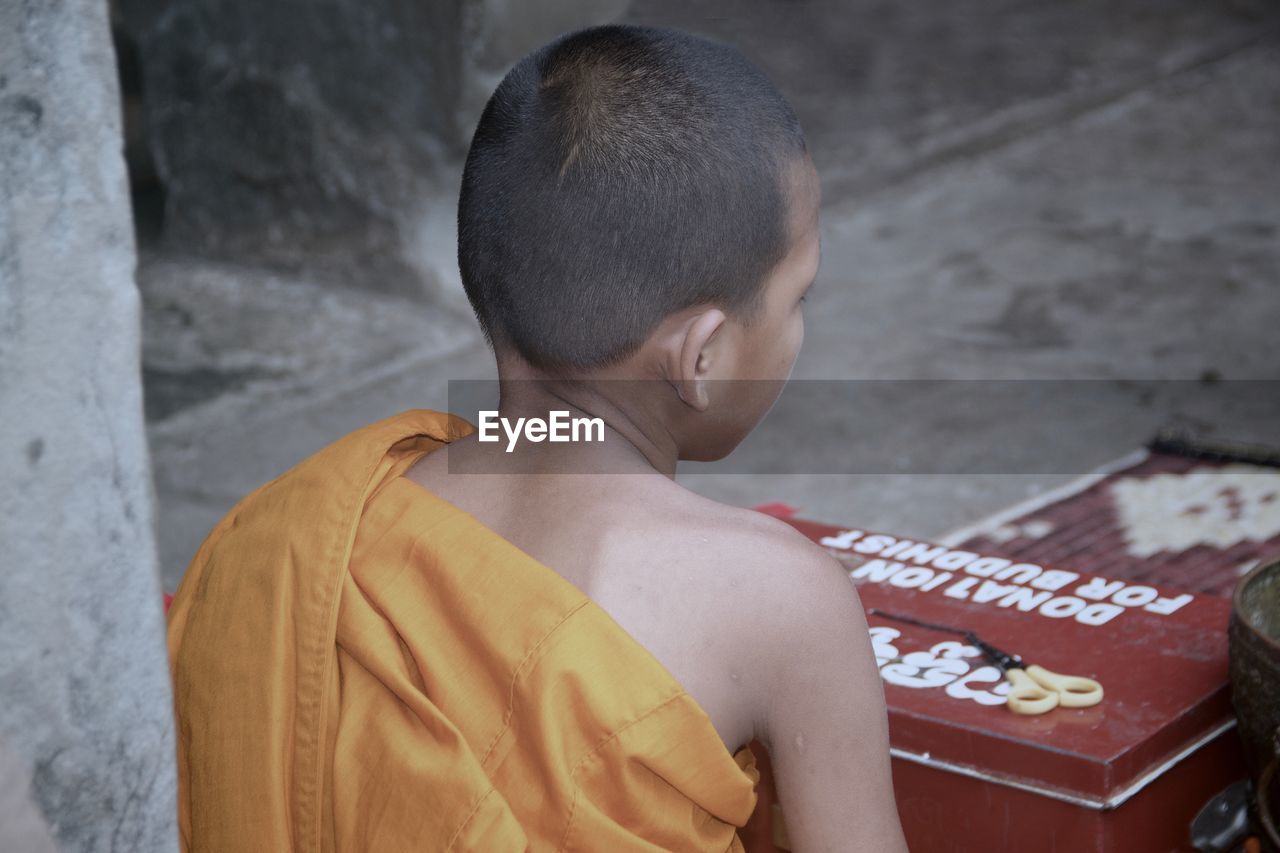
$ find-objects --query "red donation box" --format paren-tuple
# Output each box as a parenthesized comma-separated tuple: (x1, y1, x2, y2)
(754, 509, 1244, 852)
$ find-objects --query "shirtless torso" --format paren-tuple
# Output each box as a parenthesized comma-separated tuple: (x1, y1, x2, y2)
(405, 434, 774, 753)
(405, 429, 907, 851)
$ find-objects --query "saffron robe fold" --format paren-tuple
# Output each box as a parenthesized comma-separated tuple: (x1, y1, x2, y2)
(167, 409, 760, 852)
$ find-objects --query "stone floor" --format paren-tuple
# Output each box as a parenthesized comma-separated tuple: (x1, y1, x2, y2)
(144, 1, 1280, 590)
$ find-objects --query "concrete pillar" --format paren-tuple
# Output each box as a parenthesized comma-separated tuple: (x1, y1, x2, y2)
(0, 0, 178, 849)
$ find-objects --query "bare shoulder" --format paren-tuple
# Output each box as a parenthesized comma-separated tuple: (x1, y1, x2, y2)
(654, 490, 861, 636)
(636, 487, 873, 700)
(653, 486, 837, 573)
(679, 500, 874, 692)
(653, 490, 906, 850)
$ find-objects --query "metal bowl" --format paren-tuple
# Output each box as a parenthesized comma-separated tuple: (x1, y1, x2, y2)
(1230, 555, 1280, 850)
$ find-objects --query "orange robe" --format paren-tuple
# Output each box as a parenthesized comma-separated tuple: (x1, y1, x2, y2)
(167, 409, 760, 851)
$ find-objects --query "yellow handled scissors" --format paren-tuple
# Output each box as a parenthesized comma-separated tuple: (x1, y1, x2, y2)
(869, 610, 1104, 715)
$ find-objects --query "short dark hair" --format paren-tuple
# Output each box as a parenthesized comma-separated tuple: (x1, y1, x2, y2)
(457, 24, 808, 371)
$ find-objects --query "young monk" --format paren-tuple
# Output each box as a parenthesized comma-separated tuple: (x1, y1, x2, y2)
(166, 23, 905, 853)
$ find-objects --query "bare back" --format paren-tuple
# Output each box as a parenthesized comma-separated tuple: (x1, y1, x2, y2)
(405, 437, 762, 753)
(406, 433, 907, 851)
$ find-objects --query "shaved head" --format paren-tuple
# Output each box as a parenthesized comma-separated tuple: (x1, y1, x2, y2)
(458, 24, 808, 371)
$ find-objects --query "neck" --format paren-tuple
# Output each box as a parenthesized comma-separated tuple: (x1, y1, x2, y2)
(492, 365, 681, 479)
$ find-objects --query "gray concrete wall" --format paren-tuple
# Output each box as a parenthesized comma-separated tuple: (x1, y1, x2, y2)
(0, 0, 178, 850)
(118, 0, 467, 300)
(117, 0, 630, 304)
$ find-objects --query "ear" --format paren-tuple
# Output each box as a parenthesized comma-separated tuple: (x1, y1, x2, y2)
(673, 308, 726, 412)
